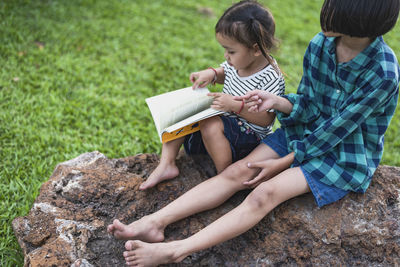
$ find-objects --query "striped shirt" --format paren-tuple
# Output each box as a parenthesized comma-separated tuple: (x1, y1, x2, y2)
(277, 32, 399, 192)
(221, 61, 285, 139)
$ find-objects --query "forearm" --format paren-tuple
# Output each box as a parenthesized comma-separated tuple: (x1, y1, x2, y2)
(240, 109, 275, 127)
(272, 152, 294, 176)
(228, 98, 271, 126)
(279, 152, 295, 170)
(214, 67, 225, 84)
(273, 95, 293, 115)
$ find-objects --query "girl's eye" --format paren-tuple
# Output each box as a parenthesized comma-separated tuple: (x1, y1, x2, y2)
(228, 51, 235, 55)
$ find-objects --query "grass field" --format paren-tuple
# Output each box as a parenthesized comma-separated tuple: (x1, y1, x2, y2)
(1, 0, 399, 265)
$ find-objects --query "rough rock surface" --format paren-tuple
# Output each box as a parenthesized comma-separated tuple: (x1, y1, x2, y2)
(12, 151, 400, 266)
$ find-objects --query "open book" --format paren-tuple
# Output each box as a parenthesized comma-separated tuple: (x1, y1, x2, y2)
(146, 87, 224, 143)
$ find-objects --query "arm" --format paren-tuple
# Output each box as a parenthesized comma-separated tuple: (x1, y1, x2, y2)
(235, 90, 294, 115)
(210, 70, 287, 126)
(243, 152, 295, 187)
(289, 78, 398, 164)
(190, 67, 225, 89)
(208, 92, 275, 127)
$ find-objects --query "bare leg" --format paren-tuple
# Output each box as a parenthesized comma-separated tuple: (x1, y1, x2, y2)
(200, 116, 232, 173)
(123, 167, 310, 266)
(107, 144, 279, 241)
(139, 137, 184, 190)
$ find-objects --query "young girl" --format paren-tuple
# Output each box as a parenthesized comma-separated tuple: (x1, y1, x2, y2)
(139, 0, 285, 190)
(108, 0, 399, 265)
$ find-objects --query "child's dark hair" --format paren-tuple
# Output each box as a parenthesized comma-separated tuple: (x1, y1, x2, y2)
(215, 0, 279, 72)
(320, 0, 400, 38)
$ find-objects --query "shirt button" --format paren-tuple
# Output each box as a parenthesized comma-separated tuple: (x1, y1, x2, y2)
(336, 89, 341, 93)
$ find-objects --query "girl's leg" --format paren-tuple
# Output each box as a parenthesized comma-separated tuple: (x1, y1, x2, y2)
(139, 137, 185, 190)
(123, 167, 310, 266)
(200, 116, 232, 173)
(107, 143, 279, 241)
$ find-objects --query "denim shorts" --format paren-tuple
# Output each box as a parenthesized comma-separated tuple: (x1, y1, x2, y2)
(262, 128, 349, 207)
(184, 116, 260, 162)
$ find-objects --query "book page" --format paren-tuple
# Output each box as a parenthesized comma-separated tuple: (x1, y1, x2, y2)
(164, 108, 224, 133)
(146, 87, 213, 136)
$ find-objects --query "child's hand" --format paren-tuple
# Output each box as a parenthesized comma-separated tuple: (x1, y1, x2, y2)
(243, 158, 282, 187)
(234, 90, 277, 112)
(190, 69, 215, 89)
(208, 92, 236, 112)
(243, 152, 294, 188)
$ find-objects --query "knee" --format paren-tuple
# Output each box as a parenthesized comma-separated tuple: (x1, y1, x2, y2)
(200, 117, 223, 138)
(246, 183, 277, 211)
(221, 159, 254, 185)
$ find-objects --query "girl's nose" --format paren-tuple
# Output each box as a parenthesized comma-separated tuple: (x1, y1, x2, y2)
(224, 51, 229, 60)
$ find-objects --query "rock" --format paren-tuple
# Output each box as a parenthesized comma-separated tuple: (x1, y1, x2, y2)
(13, 151, 400, 266)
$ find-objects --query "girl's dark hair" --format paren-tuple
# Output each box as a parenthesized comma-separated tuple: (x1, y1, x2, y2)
(215, 0, 278, 71)
(320, 0, 400, 38)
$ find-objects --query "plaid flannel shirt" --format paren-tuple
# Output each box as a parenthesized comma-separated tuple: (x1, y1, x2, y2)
(277, 32, 399, 192)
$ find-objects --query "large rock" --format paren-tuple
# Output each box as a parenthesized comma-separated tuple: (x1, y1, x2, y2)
(13, 151, 400, 266)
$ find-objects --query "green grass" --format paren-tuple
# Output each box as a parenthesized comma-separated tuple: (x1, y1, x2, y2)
(1, 0, 399, 265)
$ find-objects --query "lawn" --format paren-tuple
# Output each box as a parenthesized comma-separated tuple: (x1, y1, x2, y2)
(1, 0, 399, 265)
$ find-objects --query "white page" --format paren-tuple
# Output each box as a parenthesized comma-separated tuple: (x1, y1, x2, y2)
(164, 108, 224, 133)
(146, 87, 213, 136)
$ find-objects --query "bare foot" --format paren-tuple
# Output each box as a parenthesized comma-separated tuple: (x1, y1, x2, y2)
(123, 240, 187, 267)
(139, 163, 179, 190)
(107, 216, 164, 243)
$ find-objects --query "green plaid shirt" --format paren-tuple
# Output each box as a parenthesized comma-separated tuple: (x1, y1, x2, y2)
(277, 33, 399, 192)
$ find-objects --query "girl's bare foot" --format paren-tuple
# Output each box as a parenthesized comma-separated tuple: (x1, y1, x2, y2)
(123, 240, 187, 267)
(139, 163, 179, 190)
(107, 216, 164, 243)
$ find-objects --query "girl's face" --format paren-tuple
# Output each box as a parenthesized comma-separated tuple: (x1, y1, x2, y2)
(216, 33, 260, 74)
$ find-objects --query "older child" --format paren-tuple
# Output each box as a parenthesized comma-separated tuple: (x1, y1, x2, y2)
(139, 0, 285, 190)
(109, 0, 399, 266)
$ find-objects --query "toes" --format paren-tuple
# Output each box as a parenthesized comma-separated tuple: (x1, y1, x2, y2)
(107, 224, 114, 233)
(124, 254, 136, 262)
(126, 260, 138, 266)
(139, 182, 148, 190)
(125, 240, 140, 250)
(113, 219, 122, 227)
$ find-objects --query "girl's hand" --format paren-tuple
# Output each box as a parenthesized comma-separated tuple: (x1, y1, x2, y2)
(208, 92, 236, 112)
(243, 159, 280, 188)
(234, 90, 277, 112)
(190, 69, 215, 89)
(243, 153, 294, 188)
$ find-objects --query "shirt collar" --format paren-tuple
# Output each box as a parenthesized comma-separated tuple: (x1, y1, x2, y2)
(327, 36, 382, 70)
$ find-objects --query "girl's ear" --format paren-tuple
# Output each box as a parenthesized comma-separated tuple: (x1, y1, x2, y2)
(253, 43, 263, 56)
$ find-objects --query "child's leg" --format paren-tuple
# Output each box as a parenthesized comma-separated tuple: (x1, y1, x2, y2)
(123, 167, 310, 266)
(140, 137, 185, 190)
(200, 116, 232, 173)
(107, 144, 279, 241)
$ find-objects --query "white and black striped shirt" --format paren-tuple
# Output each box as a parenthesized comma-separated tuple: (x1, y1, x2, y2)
(221, 60, 285, 139)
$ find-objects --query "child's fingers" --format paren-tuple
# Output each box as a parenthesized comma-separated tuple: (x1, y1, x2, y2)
(233, 95, 249, 101)
(247, 161, 265, 169)
(244, 104, 259, 113)
(244, 91, 260, 99)
(207, 92, 222, 97)
(192, 80, 200, 89)
(189, 73, 198, 83)
(249, 106, 259, 112)
(243, 170, 266, 186)
(245, 99, 259, 106)
(210, 104, 222, 110)
(196, 80, 207, 89)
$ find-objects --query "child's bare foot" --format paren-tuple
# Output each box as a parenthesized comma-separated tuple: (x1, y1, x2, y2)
(139, 163, 179, 190)
(107, 216, 164, 243)
(123, 240, 187, 267)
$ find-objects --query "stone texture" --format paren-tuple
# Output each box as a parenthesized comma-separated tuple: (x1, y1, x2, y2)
(12, 151, 400, 266)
